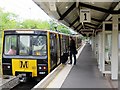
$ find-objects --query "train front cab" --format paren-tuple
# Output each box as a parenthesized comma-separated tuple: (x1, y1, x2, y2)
(1, 30, 51, 79)
(1, 30, 71, 80)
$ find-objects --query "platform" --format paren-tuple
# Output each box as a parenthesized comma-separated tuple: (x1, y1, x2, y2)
(33, 44, 118, 89)
(61, 44, 118, 88)
(0, 75, 20, 90)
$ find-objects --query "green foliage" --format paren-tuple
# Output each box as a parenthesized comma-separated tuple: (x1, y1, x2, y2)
(21, 19, 50, 29)
(37, 21, 50, 29)
(81, 36, 86, 40)
(57, 25, 71, 34)
(20, 19, 38, 29)
(49, 20, 72, 34)
(0, 9, 19, 30)
(0, 8, 50, 30)
(0, 7, 72, 34)
(49, 20, 57, 31)
(0, 27, 1, 66)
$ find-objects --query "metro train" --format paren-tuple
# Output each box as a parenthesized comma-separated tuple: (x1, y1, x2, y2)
(1, 29, 82, 80)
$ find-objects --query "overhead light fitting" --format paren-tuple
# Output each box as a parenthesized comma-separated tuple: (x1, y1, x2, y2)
(65, 6, 68, 9)
(49, 2, 56, 11)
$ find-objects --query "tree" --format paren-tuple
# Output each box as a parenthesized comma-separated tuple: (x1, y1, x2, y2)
(0, 8, 72, 34)
(0, 8, 19, 30)
(49, 20, 72, 34)
(21, 19, 50, 29)
(57, 25, 72, 34)
(36, 20, 50, 29)
(49, 20, 58, 31)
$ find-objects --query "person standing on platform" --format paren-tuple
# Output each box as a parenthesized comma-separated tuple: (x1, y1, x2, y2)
(69, 37, 77, 65)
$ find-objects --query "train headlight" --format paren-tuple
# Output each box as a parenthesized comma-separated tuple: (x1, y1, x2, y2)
(7, 66, 10, 69)
(39, 67, 42, 70)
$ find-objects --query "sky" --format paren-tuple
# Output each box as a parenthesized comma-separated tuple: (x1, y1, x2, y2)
(0, 0, 51, 21)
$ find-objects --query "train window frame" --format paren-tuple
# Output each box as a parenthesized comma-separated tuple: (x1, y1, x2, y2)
(19, 35, 31, 55)
(62, 36, 66, 53)
(31, 35, 47, 56)
(4, 35, 17, 56)
(3, 34, 47, 56)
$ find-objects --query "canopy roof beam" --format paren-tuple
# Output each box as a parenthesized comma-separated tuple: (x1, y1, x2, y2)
(59, 2, 76, 20)
(79, 2, 120, 14)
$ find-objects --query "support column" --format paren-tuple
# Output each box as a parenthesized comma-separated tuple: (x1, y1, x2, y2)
(89, 36, 92, 45)
(94, 33, 97, 57)
(98, 32, 102, 71)
(111, 15, 118, 80)
(95, 33, 99, 59)
(91, 36, 94, 51)
(93, 36, 96, 55)
(101, 25, 105, 73)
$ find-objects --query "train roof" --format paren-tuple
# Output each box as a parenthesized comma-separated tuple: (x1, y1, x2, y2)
(3, 29, 81, 38)
(4, 29, 51, 32)
(3, 29, 72, 36)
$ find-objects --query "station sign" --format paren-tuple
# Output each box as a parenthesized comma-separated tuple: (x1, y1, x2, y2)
(80, 9, 91, 22)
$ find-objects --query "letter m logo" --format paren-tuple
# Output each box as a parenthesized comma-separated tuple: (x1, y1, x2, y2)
(20, 61, 28, 68)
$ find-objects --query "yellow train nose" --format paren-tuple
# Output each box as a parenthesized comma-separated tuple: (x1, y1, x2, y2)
(12, 59, 37, 77)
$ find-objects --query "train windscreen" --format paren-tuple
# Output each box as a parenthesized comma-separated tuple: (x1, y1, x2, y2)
(4, 35, 47, 56)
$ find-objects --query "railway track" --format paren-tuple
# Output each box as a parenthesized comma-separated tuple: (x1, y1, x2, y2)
(11, 78, 39, 90)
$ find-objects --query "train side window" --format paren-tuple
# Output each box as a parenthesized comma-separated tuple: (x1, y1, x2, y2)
(32, 36, 47, 56)
(4, 35, 17, 55)
(62, 36, 66, 53)
(50, 34, 57, 53)
(19, 36, 30, 55)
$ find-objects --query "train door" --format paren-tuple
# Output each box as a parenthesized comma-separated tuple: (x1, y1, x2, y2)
(62, 35, 69, 54)
(61, 35, 66, 55)
(65, 36, 69, 53)
(50, 33, 57, 70)
(57, 34, 61, 65)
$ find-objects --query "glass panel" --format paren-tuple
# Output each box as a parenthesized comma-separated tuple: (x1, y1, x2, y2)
(62, 37, 66, 53)
(4, 35, 47, 56)
(19, 36, 30, 55)
(4, 35, 17, 55)
(32, 36, 47, 56)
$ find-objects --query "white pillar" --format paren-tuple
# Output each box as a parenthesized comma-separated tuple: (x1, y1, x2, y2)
(94, 33, 97, 57)
(111, 15, 118, 80)
(91, 36, 94, 51)
(89, 37, 92, 45)
(98, 32, 102, 71)
(101, 25, 105, 73)
(95, 34, 99, 59)
(93, 36, 96, 55)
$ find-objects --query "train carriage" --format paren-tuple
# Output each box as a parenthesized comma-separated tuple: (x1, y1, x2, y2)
(1, 29, 81, 80)
(1, 29, 68, 80)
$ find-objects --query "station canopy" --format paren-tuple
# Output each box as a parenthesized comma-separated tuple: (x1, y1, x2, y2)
(33, 0, 120, 36)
